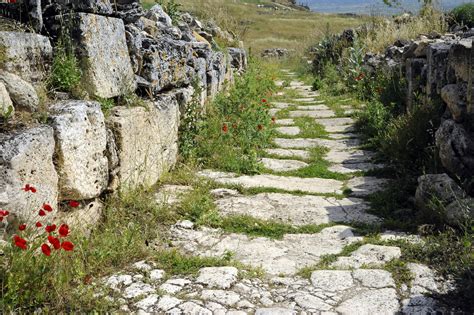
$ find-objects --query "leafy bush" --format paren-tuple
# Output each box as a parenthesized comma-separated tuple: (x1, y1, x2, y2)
(191, 58, 276, 174)
(451, 3, 474, 27)
(156, 0, 181, 22)
(49, 36, 82, 92)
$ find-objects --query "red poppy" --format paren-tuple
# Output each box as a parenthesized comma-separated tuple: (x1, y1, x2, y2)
(13, 235, 27, 250)
(41, 244, 51, 256)
(355, 73, 365, 81)
(58, 224, 69, 237)
(0, 217, 3, 222)
(38, 209, 46, 216)
(18, 224, 26, 231)
(261, 99, 267, 103)
(257, 124, 264, 131)
(61, 241, 74, 251)
(45, 224, 56, 233)
(36, 221, 43, 228)
(68, 201, 80, 208)
(43, 204, 53, 212)
(22, 184, 37, 193)
(222, 123, 228, 133)
(271, 117, 276, 123)
(48, 235, 61, 250)
(0, 210, 9, 216)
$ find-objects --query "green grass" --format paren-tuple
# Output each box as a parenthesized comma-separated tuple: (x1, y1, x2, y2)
(274, 117, 328, 139)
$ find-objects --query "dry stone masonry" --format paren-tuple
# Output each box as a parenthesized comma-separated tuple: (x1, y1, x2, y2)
(0, 1, 247, 227)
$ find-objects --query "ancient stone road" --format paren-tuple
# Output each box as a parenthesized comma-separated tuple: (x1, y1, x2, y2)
(102, 71, 454, 314)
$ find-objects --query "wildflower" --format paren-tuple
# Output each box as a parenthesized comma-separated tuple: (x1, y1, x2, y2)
(0, 210, 9, 216)
(36, 222, 43, 228)
(41, 244, 51, 256)
(257, 124, 263, 131)
(38, 209, 46, 216)
(48, 235, 61, 250)
(13, 235, 27, 250)
(22, 184, 37, 193)
(61, 241, 74, 251)
(18, 224, 26, 231)
(355, 73, 365, 81)
(271, 117, 276, 123)
(261, 99, 267, 103)
(58, 224, 69, 237)
(222, 123, 228, 133)
(45, 224, 57, 233)
(43, 204, 53, 212)
(68, 200, 80, 208)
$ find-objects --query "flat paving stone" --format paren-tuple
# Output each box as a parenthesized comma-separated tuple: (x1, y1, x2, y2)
(330, 244, 402, 269)
(296, 105, 330, 110)
(315, 117, 355, 127)
(269, 108, 279, 116)
(276, 126, 300, 136)
(327, 133, 359, 139)
(274, 138, 361, 150)
(325, 149, 376, 164)
(198, 170, 344, 195)
(264, 148, 310, 160)
(261, 158, 308, 172)
(275, 118, 294, 126)
(215, 193, 380, 225)
(273, 102, 293, 109)
(347, 177, 388, 197)
(336, 288, 399, 315)
(171, 224, 361, 275)
(329, 162, 385, 174)
(294, 97, 319, 102)
(289, 110, 336, 118)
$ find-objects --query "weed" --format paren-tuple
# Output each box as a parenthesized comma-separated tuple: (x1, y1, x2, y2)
(48, 34, 82, 93)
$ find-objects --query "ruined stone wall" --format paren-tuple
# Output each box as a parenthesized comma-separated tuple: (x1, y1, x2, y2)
(0, 0, 247, 230)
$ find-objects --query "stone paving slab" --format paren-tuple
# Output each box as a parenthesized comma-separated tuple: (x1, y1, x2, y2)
(296, 105, 329, 110)
(273, 102, 293, 109)
(325, 149, 376, 164)
(261, 158, 308, 172)
(276, 126, 300, 136)
(294, 97, 320, 102)
(275, 118, 294, 126)
(289, 110, 336, 118)
(214, 192, 380, 225)
(269, 108, 280, 116)
(347, 177, 388, 197)
(264, 148, 310, 160)
(327, 133, 359, 140)
(198, 170, 344, 194)
(315, 117, 355, 127)
(328, 162, 385, 174)
(171, 224, 362, 275)
(274, 138, 361, 150)
(330, 244, 402, 269)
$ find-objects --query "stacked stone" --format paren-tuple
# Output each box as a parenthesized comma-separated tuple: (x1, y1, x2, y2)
(0, 0, 247, 229)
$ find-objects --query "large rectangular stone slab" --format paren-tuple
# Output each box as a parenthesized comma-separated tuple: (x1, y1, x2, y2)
(49, 101, 108, 200)
(0, 126, 59, 223)
(0, 31, 53, 82)
(73, 13, 136, 98)
(289, 110, 335, 118)
(107, 95, 179, 189)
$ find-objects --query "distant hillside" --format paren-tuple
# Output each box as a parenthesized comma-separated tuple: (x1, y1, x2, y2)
(142, 0, 367, 53)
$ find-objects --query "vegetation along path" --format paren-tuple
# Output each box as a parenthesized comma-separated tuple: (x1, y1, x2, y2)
(101, 71, 454, 314)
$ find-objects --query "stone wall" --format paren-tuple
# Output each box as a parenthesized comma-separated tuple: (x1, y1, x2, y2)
(363, 29, 474, 222)
(0, 1, 247, 230)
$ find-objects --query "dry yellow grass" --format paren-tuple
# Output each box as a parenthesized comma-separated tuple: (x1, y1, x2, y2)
(142, 0, 367, 54)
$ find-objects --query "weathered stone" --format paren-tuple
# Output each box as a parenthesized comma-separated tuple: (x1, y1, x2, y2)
(53, 0, 113, 15)
(179, 302, 212, 315)
(264, 148, 310, 160)
(426, 42, 450, 98)
(196, 267, 238, 289)
(201, 290, 240, 306)
(198, 170, 344, 195)
(0, 31, 52, 82)
(107, 97, 179, 189)
(49, 101, 108, 200)
(133, 260, 153, 272)
(156, 295, 182, 311)
(276, 126, 300, 136)
(228, 48, 247, 73)
(415, 173, 466, 211)
(56, 199, 102, 236)
(105, 274, 133, 290)
(0, 126, 58, 224)
(294, 294, 332, 310)
(171, 225, 360, 275)
(255, 308, 296, 315)
(0, 82, 13, 116)
(444, 197, 474, 225)
(274, 138, 360, 151)
(436, 120, 474, 180)
(73, 13, 136, 98)
(448, 38, 472, 83)
(346, 177, 388, 197)
(331, 244, 401, 268)
(441, 84, 467, 122)
(145, 4, 172, 26)
(123, 282, 155, 299)
(289, 110, 335, 118)
(150, 269, 166, 282)
(310, 270, 354, 292)
(352, 269, 395, 289)
(135, 294, 159, 311)
(215, 193, 379, 225)
(275, 119, 294, 126)
(261, 158, 308, 172)
(335, 288, 399, 315)
(0, 71, 39, 112)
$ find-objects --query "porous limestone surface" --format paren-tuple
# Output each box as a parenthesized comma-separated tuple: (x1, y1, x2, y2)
(264, 148, 310, 160)
(330, 244, 402, 269)
(275, 126, 301, 136)
(261, 158, 308, 172)
(198, 170, 344, 194)
(214, 193, 380, 225)
(275, 118, 295, 126)
(289, 110, 336, 119)
(273, 138, 361, 150)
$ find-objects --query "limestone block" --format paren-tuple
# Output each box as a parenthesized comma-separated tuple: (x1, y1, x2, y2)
(448, 38, 472, 83)
(0, 126, 58, 223)
(426, 42, 450, 98)
(73, 13, 136, 98)
(0, 82, 13, 116)
(107, 97, 179, 189)
(49, 100, 108, 200)
(441, 84, 467, 122)
(54, 0, 113, 15)
(0, 31, 53, 82)
(0, 71, 39, 112)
